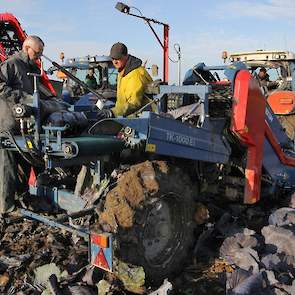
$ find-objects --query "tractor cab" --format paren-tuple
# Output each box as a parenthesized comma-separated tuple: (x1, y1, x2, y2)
(228, 50, 295, 140)
(229, 50, 295, 92)
(48, 55, 118, 103)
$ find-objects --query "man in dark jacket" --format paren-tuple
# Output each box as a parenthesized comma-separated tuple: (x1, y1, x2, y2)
(0, 35, 64, 213)
(258, 67, 278, 90)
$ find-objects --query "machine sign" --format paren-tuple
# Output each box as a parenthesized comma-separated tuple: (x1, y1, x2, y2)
(90, 232, 113, 272)
(166, 131, 196, 147)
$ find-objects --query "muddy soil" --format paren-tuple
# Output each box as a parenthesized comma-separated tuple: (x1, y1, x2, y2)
(98, 161, 164, 231)
(0, 161, 294, 294)
(0, 219, 89, 293)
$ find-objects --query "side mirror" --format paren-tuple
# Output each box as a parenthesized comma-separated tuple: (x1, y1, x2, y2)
(151, 64, 159, 77)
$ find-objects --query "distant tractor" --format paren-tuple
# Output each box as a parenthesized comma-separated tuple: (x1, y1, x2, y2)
(48, 54, 118, 103)
(228, 50, 295, 108)
(227, 50, 295, 140)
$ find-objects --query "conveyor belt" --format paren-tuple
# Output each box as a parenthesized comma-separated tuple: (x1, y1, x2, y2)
(62, 135, 125, 157)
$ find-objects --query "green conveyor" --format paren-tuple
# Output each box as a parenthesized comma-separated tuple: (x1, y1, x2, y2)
(62, 135, 125, 157)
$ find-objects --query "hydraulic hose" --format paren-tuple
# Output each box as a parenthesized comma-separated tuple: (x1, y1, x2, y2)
(5, 131, 44, 167)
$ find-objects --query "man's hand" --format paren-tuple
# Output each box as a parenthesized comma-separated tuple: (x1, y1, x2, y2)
(276, 78, 284, 88)
(97, 109, 114, 121)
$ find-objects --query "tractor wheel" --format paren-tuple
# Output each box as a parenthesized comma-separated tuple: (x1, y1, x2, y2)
(97, 160, 198, 286)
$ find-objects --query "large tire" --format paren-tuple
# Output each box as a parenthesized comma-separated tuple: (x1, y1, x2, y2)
(97, 160, 198, 286)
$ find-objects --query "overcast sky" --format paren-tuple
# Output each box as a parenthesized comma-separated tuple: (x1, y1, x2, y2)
(1, 0, 295, 83)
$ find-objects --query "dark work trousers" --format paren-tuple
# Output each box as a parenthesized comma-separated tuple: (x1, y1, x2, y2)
(0, 149, 31, 213)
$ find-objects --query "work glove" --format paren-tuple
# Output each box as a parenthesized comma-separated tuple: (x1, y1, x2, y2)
(96, 109, 114, 121)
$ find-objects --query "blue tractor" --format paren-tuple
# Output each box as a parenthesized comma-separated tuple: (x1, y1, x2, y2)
(47, 54, 118, 104)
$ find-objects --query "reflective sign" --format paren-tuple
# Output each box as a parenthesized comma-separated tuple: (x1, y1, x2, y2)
(90, 232, 112, 272)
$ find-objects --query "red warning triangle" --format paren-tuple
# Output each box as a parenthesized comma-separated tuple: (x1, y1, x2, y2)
(28, 168, 36, 186)
(94, 248, 110, 270)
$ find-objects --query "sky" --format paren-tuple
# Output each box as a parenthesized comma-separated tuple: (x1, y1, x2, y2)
(1, 0, 295, 83)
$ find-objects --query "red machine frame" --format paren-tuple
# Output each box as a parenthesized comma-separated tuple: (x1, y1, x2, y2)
(0, 13, 56, 95)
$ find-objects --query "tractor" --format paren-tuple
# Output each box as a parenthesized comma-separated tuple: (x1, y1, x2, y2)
(47, 54, 118, 103)
(227, 49, 295, 139)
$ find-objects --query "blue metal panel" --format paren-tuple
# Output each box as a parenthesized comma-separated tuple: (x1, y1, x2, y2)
(148, 138, 228, 163)
(147, 113, 230, 163)
(29, 186, 87, 213)
(263, 138, 295, 188)
(284, 166, 295, 189)
(114, 115, 150, 138)
(183, 62, 247, 85)
(262, 104, 295, 188)
(224, 62, 248, 82)
(265, 104, 293, 149)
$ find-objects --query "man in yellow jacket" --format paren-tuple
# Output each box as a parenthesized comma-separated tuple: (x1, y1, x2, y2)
(96, 42, 152, 119)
